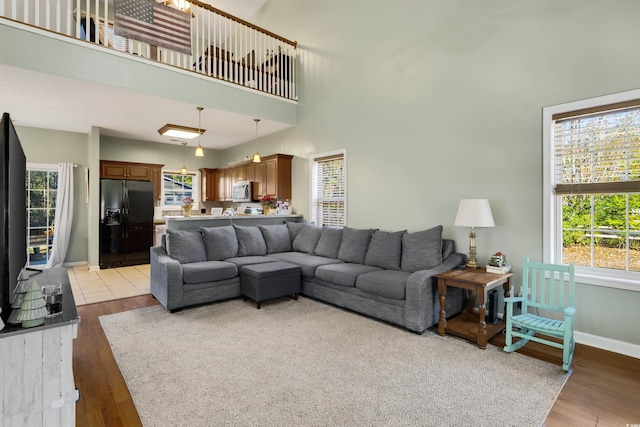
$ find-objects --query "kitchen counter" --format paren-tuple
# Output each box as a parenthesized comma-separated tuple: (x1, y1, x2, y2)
(164, 214, 303, 231)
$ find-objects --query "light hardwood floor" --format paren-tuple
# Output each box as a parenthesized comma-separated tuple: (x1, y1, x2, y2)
(73, 296, 640, 426)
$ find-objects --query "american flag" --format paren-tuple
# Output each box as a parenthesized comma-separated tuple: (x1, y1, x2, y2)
(114, 0, 191, 55)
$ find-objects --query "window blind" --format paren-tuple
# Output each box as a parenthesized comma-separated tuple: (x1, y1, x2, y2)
(553, 105, 640, 195)
(312, 153, 345, 227)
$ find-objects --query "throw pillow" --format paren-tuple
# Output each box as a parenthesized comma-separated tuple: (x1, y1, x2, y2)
(200, 226, 238, 261)
(400, 225, 443, 272)
(337, 227, 374, 264)
(165, 229, 207, 264)
(233, 225, 268, 256)
(314, 226, 343, 259)
(286, 221, 306, 242)
(259, 224, 292, 254)
(364, 230, 406, 270)
(292, 223, 323, 255)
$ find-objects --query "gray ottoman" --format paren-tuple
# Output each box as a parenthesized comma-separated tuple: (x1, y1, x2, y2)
(240, 261, 301, 309)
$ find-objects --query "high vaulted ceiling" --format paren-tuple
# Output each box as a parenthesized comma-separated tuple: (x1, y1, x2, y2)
(1, 0, 295, 151)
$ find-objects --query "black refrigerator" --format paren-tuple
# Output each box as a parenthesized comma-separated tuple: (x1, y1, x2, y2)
(100, 179, 154, 268)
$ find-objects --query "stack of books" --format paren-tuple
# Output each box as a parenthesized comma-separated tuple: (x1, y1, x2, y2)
(485, 264, 512, 274)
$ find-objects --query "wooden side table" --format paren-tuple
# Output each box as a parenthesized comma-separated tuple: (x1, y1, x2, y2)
(435, 268, 513, 349)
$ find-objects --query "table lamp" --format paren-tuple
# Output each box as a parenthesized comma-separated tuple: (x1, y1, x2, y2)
(454, 199, 495, 269)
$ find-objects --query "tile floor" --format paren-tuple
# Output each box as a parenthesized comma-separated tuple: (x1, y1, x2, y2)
(68, 264, 151, 306)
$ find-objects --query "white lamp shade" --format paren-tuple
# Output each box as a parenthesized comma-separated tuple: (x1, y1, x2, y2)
(454, 199, 495, 227)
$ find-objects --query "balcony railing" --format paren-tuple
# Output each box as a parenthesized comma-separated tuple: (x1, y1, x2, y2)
(0, 0, 297, 100)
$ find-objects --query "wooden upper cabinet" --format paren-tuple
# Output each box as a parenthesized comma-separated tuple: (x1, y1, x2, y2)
(252, 154, 292, 200)
(236, 164, 254, 182)
(202, 153, 292, 202)
(150, 165, 163, 200)
(215, 169, 226, 201)
(199, 168, 217, 202)
(253, 162, 266, 198)
(100, 160, 164, 199)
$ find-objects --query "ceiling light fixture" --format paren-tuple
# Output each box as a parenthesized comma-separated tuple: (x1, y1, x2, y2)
(158, 124, 204, 139)
(195, 107, 204, 157)
(181, 142, 188, 174)
(252, 118, 261, 163)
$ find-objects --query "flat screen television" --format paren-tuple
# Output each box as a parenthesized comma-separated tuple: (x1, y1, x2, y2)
(0, 113, 27, 324)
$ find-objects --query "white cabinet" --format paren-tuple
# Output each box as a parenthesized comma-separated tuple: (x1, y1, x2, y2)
(0, 268, 80, 427)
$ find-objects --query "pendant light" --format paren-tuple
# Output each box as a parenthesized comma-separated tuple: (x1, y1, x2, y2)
(252, 118, 261, 163)
(195, 106, 204, 157)
(181, 142, 188, 174)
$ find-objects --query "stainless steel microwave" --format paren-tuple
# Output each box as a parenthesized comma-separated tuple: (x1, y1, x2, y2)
(231, 181, 253, 202)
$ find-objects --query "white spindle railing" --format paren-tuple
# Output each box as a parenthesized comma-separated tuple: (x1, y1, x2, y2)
(0, 0, 297, 100)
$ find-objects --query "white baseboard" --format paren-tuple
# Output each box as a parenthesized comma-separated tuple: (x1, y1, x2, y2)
(574, 331, 640, 359)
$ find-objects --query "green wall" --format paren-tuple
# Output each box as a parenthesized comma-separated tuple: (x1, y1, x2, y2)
(228, 0, 640, 348)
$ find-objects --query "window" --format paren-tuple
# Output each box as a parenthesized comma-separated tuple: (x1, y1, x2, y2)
(311, 150, 346, 226)
(163, 172, 197, 207)
(543, 90, 640, 290)
(26, 164, 58, 266)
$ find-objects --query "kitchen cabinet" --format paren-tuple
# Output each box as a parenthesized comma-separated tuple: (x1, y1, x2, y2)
(199, 168, 216, 201)
(236, 164, 254, 182)
(100, 160, 165, 200)
(150, 165, 162, 201)
(202, 153, 292, 202)
(215, 169, 226, 201)
(254, 154, 292, 200)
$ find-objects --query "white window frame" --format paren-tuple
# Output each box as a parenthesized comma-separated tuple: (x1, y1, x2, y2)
(543, 88, 640, 292)
(310, 149, 347, 226)
(161, 170, 200, 210)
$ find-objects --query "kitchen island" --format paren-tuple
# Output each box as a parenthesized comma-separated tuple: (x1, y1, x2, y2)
(164, 214, 304, 231)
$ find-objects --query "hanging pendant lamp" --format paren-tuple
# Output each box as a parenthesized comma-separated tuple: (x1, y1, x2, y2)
(181, 142, 188, 174)
(252, 118, 261, 163)
(195, 107, 204, 157)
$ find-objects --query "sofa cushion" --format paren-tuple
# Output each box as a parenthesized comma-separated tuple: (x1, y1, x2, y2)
(364, 230, 405, 270)
(224, 256, 280, 268)
(234, 225, 268, 256)
(401, 226, 444, 272)
(200, 226, 238, 261)
(269, 252, 343, 277)
(442, 239, 455, 260)
(355, 270, 412, 300)
(182, 261, 238, 284)
(314, 227, 343, 259)
(165, 229, 206, 264)
(286, 222, 306, 242)
(292, 223, 323, 255)
(259, 224, 292, 254)
(337, 227, 374, 264)
(315, 263, 382, 287)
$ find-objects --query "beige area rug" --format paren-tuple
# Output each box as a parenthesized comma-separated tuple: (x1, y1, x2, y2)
(99, 297, 569, 427)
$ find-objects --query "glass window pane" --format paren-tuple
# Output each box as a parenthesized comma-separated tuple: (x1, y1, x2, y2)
(594, 234, 626, 270)
(562, 230, 591, 267)
(48, 172, 58, 188)
(29, 210, 47, 227)
(48, 190, 57, 208)
(594, 194, 626, 231)
(30, 190, 45, 208)
(29, 171, 47, 189)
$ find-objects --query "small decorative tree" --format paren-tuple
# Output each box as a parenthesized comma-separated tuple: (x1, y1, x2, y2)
(8, 268, 31, 325)
(15, 279, 48, 328)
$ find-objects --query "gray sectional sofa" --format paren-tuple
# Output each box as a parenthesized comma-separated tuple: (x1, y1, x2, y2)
(150, 222, 467, 333)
